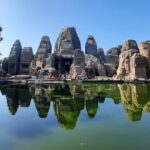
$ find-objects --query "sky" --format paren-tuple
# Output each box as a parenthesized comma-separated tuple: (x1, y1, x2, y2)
(0, 0, 150, 57)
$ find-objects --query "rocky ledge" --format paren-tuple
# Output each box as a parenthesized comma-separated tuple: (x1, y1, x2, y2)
(1, 27, 150, 82)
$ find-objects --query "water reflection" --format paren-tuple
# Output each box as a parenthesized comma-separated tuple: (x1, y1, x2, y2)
(118, 84, 150, 121)
(1, 83, 150, 129)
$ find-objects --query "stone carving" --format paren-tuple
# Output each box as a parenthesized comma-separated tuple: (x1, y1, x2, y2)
(117, 39, 148, 80)
(30, 36, 52, 75)
(121, 40, 139, 52)
(85, 54, 106, 79)
(3, 27, 150, 81)
(54, 27, 81, 56)
(36, 36, 52, 59)
(85, 35, 97, 56)
(97, 48, 105, 62)
(8, 40, 22, 75)
(105, 64, 117, 77)
(54, 27, 81, 76)
(2, 58, 8, 73)
(39, 54, 57, 79)
(104, 46, 121, 77)
(117, 49, 139, 79)
(69, 49, 86, 80)
(130, 53, 148, 80)
(20, 47, 33, 75)
(107, 47, 121, 55)
(139, 41, 150, 77)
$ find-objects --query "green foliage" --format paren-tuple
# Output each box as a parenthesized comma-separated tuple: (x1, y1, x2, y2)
(0, 26, 3, 41)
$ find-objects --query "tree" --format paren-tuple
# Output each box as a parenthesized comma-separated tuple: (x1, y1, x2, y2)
(0, 26, 2, 41)
(0, 26, 3, 65)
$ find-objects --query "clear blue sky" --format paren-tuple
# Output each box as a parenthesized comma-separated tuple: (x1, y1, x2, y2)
(0, 0, 150, 57)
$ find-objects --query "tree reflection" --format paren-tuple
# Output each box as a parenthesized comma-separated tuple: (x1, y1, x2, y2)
(0, 83, 150, 128)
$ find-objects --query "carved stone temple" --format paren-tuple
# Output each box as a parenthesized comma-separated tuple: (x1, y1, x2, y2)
(2, 27, 150, 80)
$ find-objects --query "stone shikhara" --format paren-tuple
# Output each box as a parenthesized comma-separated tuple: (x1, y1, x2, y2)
(1, 27, 150, 80)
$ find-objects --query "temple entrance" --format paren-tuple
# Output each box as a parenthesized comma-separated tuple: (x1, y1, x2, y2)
(64, 60, 72, 73)
(55, 56, 73, 74)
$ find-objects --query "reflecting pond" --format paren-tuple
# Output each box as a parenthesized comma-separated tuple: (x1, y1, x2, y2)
(0, 83, 150, 150)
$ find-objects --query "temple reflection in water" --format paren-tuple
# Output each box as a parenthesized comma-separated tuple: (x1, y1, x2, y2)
(1, 83, 150, 129)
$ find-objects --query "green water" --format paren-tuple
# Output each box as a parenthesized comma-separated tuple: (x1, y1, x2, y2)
(0, 83, 150, 150)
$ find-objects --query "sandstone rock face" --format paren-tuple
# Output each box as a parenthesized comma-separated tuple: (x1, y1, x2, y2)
(69, 49, 86, 80)
(117, 49, 139, 79)
(97, 48, 105, 62)
(54, 27, 81, 56)
(139, 41, 150, 77)
(107, 47, 121, 55)
(30, 36, 52, 75)
(2, 58, 8, 73)
(105, 64, 117, 77)
(46, 54, 55, 68)
(116, 43, 148, 80)
(33, 54, 57, 79)
(85, 35, 97, 56)
(36, 36, 52, 59)
(130, 53, 148, 80)
(121, 40, 139, 52)
(105, 54, 119, 77)
(85, 54, 106, 79)
(43, 54, 57, 79)
(20, 47, 33, 75)
(116, 40, 140, 79)
(8, 40, 22, 75)
(105, 46, 121, 77)
(105, 55, 119, 67)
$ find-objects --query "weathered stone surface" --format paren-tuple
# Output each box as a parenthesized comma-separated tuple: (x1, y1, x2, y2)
(105, 55, 119, 77)
(121, 40, 139, 52)
(130, 53, 148, 80)
(34, 54, 57, 79)
(85, 35, 97, 56)
(69, 49, 86, 80)
(46, 54, 55, 68)
(8, 40, 22, 75)
(139, 41, 150, 57)
(116, 46, 147, 79)
(117, 49, 139, 79)
(9, 75, 32, 79)
(139, 41, 150, 77)
(105, 64, 117, 77)
(20, 47, 33, 75)
(36, 36, 52, 59)
(4, 28, 150, 80)
(30, 36, 52, 76)
(2, 57, 8, 73)
(54, 27, 81, 56)
(97, 48, 105, 62)
(85, 54, 106, 79)
(41, 54, 57, 79)
(105, 55, 119, 67)
(107, 47, 121, 55)
(54, 27, 80, 75)
(104, 46, 121, 77)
